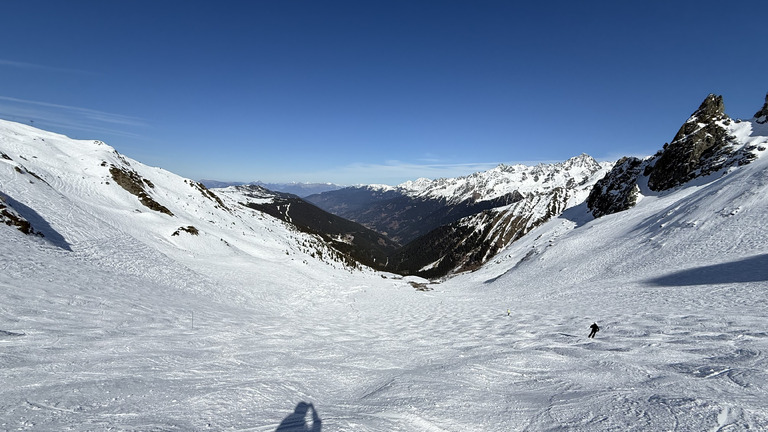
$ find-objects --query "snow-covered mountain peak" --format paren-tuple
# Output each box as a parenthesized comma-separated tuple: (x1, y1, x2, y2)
(559, 153, 608, 170)
(397, 177, 436, 193)
(393, 154, 612, 204)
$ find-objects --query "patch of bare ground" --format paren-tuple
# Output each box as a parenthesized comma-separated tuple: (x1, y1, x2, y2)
(109, 165, 174, 216)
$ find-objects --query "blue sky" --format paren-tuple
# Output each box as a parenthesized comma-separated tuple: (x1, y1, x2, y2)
(1, 1, 766, 185)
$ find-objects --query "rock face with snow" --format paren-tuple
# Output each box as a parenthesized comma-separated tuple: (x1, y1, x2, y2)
(586, 156, 644, 218)
(588, 93, 768, 218)
(754, 92, 768, 124)
(647, 94, 745, 191)
(199, 180, 345, 197)
(388, 181, 594, 277)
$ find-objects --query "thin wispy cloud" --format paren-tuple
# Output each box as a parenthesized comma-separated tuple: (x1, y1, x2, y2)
(0, 96, 145, 127)
(0, 59, 97, 76)
(0, 96, 147, 139)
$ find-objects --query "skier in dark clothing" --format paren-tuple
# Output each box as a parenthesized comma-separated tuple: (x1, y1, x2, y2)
(588, 322, 600, 338)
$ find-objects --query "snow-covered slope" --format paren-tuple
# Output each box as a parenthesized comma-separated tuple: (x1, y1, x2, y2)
(443, 127, 768, 429)
(2, 110, 768, 431)
(0, 119, 385, 293)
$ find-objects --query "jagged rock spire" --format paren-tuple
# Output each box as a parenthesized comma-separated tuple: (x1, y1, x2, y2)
(754, 92, 768, 124)
(646, 94, 732, 191)
(670, 94, 727, 142)
(694, 93, 725, 119)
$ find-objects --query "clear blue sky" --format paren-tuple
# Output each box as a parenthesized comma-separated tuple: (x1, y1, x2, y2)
(1, 0, 766, 185)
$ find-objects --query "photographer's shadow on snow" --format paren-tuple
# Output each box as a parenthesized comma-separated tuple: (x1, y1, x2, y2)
(647, 254, 768, 286)
(1, 193, 72, 251)
(275, 402, 322, 432)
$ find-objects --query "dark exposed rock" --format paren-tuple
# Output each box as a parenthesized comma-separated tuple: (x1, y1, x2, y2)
(647, 94, 736, 191)
(172, 226, 199, 236)
(12, 163, 48, 184)
(0, 195, 41, 236)
(587, 157, 644, 218)
(754, 92, 768, 124)
(109, 165, 174, 216)
(387, 209, 531, 278)
(588, 92, 764, 219)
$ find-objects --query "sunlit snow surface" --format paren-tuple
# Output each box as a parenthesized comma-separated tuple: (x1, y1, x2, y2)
(2, 118, 768, 431)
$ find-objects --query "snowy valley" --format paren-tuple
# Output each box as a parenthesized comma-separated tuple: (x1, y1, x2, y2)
(2, 92, 768, 431)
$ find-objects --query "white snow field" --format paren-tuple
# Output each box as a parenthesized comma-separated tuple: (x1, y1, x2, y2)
(2, 117, 768, 431)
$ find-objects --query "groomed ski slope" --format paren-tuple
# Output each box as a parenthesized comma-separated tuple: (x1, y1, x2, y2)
(2, 119, 768, 430)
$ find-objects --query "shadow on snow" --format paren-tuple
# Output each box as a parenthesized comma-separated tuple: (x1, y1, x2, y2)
(2, 192, 72, 251)
(646, 254, 768, 286)
(275, 402, 322, 432)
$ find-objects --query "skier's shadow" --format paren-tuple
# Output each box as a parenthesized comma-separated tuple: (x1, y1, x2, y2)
(275, 402, 322, 432)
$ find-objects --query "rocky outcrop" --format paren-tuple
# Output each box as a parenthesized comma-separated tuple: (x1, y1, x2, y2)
(646, 94, 736, 191)
(588, 92, 766, 219)
(109, 165, 174, 216)
(754, 92, 768, 124)
(586, 157, 644, 217)
(172, 226, 199, 236)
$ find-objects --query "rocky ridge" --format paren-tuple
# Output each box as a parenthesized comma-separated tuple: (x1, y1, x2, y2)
(588, 93, 768, 218)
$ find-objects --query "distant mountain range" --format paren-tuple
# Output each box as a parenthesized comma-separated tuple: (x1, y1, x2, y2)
(302, 154, 611, 277)
(198, 180, 344, 197)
